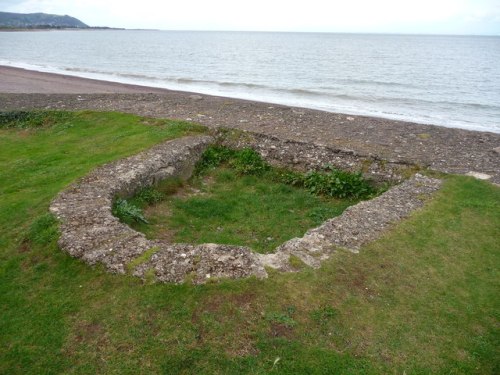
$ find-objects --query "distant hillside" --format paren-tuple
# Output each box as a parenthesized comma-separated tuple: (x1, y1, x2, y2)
(0, 11, 88, 29)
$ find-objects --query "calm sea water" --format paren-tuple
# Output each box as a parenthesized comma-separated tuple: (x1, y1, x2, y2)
(1, 30, 499, 133)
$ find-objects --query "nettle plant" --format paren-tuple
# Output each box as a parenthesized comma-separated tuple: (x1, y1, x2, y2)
(302, 167, 374, 199)
(112, 198, 149, 224)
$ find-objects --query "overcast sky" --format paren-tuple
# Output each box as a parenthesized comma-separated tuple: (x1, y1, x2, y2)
(2, 0, 500, 35)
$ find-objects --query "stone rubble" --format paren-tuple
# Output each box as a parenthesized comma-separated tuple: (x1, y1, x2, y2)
(50, 132, 443, 284)
(132, 243, 267, 284)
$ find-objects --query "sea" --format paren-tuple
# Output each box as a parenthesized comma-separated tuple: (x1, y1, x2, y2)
(1, 30, 499, 133)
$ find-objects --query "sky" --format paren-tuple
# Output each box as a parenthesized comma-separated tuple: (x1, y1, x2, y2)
(1, 0, 500, 35)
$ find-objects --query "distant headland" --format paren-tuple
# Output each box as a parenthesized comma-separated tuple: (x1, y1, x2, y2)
(0, 11, 122, 30)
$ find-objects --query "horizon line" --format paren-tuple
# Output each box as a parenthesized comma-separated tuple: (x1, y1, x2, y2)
(92, 28, 500, 37)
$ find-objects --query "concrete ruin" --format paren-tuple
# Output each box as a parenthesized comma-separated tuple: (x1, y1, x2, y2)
(50, 131, 442, 284)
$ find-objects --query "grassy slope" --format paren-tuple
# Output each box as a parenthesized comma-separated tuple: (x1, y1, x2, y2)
(0, 112, 498, 374)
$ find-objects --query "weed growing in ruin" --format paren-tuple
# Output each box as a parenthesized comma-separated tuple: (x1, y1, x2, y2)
(0, 110, 73, 129)
(134, 186, 164, 205)
(229, 148, 270, 175)
(302, 166, 374, 198)
(196, 145, 375, 199)
(112, 198, 148, 224)
(193, 145, 235, 173)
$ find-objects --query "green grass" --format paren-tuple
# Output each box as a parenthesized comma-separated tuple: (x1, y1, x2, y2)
(134, 167, 355, 253)
(0, 110, 205, 248)
(1, 111, 499, 374)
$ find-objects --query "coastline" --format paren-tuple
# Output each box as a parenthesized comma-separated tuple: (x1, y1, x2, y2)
(1, 65, 499, 183)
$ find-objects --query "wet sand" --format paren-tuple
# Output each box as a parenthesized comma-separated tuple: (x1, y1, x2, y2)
(1, 65, 499, 183)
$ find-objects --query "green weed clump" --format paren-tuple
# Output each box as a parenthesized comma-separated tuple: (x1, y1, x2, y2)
(134, 186, 164, 205)
(194, 145, 235, 173)
(0, 110, 73, 129)
(274, 165, 375, 199)
(302, 167, 374, 199)
(195, 146, 269, 176)
(229, 148, 270, 175)
(112, 198, 148, 224)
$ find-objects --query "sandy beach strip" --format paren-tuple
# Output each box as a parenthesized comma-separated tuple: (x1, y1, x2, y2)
(1, 65, 499, 183)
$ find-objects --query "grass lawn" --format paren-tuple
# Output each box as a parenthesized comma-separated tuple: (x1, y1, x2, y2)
(1, 111, 498, 374)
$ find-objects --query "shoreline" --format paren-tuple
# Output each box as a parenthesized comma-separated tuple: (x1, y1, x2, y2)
(1, 64, 496, 134)
(1, 65, 499, 183)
